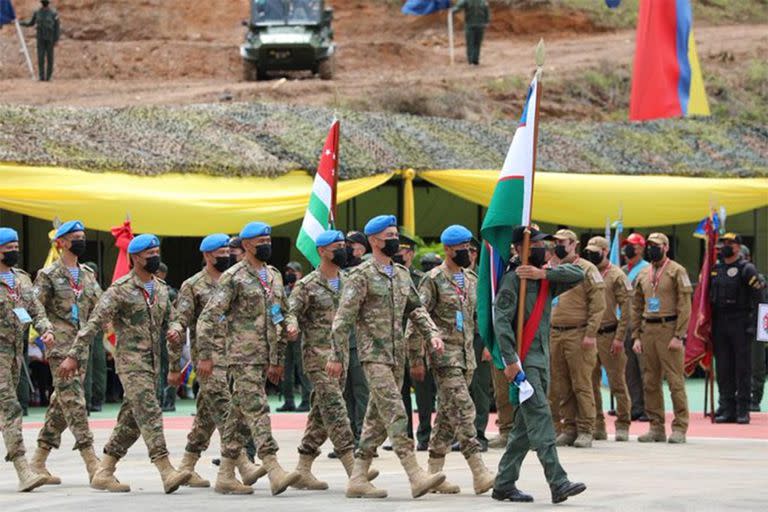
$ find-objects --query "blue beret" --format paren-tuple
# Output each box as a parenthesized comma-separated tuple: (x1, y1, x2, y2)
(440, 225, 473, 246)
(240, 222, 271, 240)
(0, 227, 19, 246)
(199, 233, 230, 253)
(55, 220, 85, 239)
(128, 234, 160, 254)
(364, 215, 397, 236)
(315, 230, 345, 248)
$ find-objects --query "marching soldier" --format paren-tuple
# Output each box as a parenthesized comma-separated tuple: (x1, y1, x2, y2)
(584, 236, 632, 442)
(196, 222, 300, 496)
(32, 221, 102, 484)
(0, 227, 51, 492)
(409, 225, 495, 495)
(60, 234, 192, 493)
(20, 0, 60, 81)
(329, 214, 446, 499)
(631, 233, 692, 444)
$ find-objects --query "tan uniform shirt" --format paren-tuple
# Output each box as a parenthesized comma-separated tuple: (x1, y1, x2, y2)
(550, 256, 607, 338)
(598, 262, 633, 341)
(631, 258, 693, 339)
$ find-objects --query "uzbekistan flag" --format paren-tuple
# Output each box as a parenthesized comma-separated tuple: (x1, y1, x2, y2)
(296, 120, 340, 268)
(629, 0, 710, 121)
(477, 75, 539, 370)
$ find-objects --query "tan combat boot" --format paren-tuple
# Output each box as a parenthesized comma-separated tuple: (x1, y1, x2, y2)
(339, 451, 379, 481)
(30, 446, 61, 485)
(236, 451, 267, 485)
(401, 453, 446, 498)
(466, 453, 495, 495)
(574, 433, 593, 448)
(13, 456, 47, 492)
(555, 432, 577, 447)
(638, 428, 666, 443)
(91, 454, 130, 492)
(593, 422, 608, 441)
(179, 451, 210, 488)
(345, 457, 387, 498)
(615, 428, 630, 442)
(214, 457, 254, 495)
(291, 452, 329, 490)
(154, 456, 192, 494)
(262, 453, 301, 495)
(427, 456, 460, 494)
(486, 432, 508, 449)
(79, 446, 101, 482)
(668, 431, 687, 444)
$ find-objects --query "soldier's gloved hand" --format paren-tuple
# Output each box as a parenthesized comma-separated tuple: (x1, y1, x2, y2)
(286, 324, 299, 341)
(197, 359, 213, 379)
(40, 331, 55, 346)
(503, 360, 522, 383)
(668, 337, 683, 351)
(326, 361, 343, 378)
(430, 337, 444, 355)
(267, 365, 284, 385)
(58, 356, 79, 379)
(610, 338, 623, 355)
(410, 364, 426, 382)
(167, 371, 181, 387)
(632, 339, 642, 354)
(581, 336, 596, 350)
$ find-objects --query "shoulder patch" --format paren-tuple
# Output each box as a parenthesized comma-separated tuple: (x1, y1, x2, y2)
(590, 269, 604, 284)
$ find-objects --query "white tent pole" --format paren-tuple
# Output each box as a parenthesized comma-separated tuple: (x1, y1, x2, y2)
(14, 19, 35, 79)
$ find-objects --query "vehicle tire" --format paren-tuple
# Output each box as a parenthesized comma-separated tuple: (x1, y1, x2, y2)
(243, 59, 259, 81)
(318, 55, 335, 80)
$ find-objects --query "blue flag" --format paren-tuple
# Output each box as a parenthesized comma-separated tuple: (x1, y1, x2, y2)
(402, 0, 450, 16)
(609, 220, 623, 267)
(694, 212, 721, 238)
(0, 0, 16, 27)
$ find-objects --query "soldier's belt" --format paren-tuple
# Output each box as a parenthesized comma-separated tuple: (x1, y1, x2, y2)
(597, 324, 618, 335)
(551, 324, 587, 332)
(643, 315, 678, 324)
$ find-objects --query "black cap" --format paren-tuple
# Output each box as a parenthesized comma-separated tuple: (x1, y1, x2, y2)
(470, 237, 480, 250)
(229, 236, 242, 249)
(510, 225, 553, 245)
(346, 231, 370, 253)
(399, 234, 418, 251)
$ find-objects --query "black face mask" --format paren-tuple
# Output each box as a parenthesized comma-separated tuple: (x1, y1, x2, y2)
(228, 254, 239, 267)
(284, 273, 297, 285)
(144, 255, 161, 274)
(585, 250, 603, 266)
(528, 247, 547, 268)
(344, 246, 362, 268)
(1, 250, 19, 267)
(381, 239, 400, 258)
(331, 248, 347, 267)
(554, 245, 569, 260)
(647, 246, 664, 262)
(69, 239, 87, 257)
(213, 256, 231, 272)
(623, 245, 637, 260)
(451, 249, 471, 268)
(392, 254, 406, 265)
(720, 245, 735, 259)
(254, 244, 272, 262)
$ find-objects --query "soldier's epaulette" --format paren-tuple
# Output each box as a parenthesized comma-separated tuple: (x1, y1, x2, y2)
(13, 267, 30, 277)
(80, 264, 95, 274)
(268, 264, 280, 273)
(467, 269, 478, 278)
(113, 273, 133, 286)
(342, 265, 362, 276)
(155, 277, 167, 285)
(393, 262, 409, 271)
(426, 266, 443, 279)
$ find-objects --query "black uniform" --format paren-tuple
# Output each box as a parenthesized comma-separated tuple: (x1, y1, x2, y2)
(710, 257, 765, 421)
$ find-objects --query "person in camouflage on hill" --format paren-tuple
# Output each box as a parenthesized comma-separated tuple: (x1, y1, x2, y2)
(60, 234, 191, 494)
(31, 221, 101, 485)
(21, 0, 60, 81)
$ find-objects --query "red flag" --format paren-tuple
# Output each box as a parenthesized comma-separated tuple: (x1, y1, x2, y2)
(684, 217, 717, 375)
(110, 220, 134, 283)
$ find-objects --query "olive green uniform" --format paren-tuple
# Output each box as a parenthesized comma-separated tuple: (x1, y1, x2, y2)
(21, 6, 60, 81)
(452, 0, 490, 65)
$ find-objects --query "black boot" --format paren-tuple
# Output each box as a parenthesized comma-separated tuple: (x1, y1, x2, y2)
(492, 487, 534, 502)
(551, 480, 587, 504)
(737, 412, 751, 424)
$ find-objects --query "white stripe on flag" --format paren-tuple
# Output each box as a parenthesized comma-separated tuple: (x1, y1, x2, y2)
(300, 211, 326, 241)
(313, 175, 333, 209)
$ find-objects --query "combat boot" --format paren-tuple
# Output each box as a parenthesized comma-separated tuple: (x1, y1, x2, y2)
(427, 456, 460, 494)
(345, 457, 387, 498)
(466, 453, 495, 495)
(574, 433, 593, 448)
(179, 451, 210, 488)
(79, 446, 101, 482)
(401, 453, 446, 498)
(214, 457, 254, 495)
(262, 453, 301, 495)
(555, 432, 576, 447)
(668, 431, 687, 444)
(154, 456, 192, 494)
(30, 446, 61, 485)
(236, 451, 267, 485)
(615, 428, 629, 442)
(593, 428, 608, 441)
(487, 432, 508, 449)
(12, 456, 47, 492)
(339, 451, 379, 481)
(638, 429, 666, 443)
(291, 452, 328, 490)
(91, 454, 130, 492)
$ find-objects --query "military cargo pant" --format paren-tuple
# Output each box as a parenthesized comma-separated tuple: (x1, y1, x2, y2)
(37, 39, 54, 81)
(357, 362, 412, 460)
(281, 339, 311, 406)
(549, 327, 597, 436)
(429, 367, 481, 458)
(624, 327, 645, 417)
(220, 364, 279, 460)
(1, 353, 26, 462)
(494, 366, 568, 492)
(491, 365, 514, 436)
(470, 337, 491, 440)
(103, 371, 169, 462)
(343, 347, 368, 441)
(185, 365, 233, 455)
(592, 330, 631, 432)
(639, 321, 689, 434)
(464, 26, 485, 65)
(37, 356, 94, 451)
(298, 369, 355, 457)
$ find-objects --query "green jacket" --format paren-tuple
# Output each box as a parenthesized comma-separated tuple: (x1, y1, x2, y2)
(453, 0, 490, 28)
(21, 7, 60, 43)
(493, 263, 584, 370)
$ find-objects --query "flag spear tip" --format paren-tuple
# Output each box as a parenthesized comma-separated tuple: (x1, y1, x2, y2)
(535, 38, 545, 68)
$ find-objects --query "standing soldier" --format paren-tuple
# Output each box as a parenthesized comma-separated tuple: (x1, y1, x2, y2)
(166, 234, 264, 488)
(196, 222, 300, 496)
(329, 215, 446, 499)
(584, 236, 632, 442)
(59, 234, 192, 493)
(452, 0, 490, 65)
(492, 226, 586, 504)
(710, 233, 765, 424)
(549, 229, 606, 449)
(20, 0, 60, 81)
(0, 227, 52, 492)
(31, 221, 102, 484)
(410, 225, 495, 495)
(82, 261, 107, 413)
(631, 233, 692, 444)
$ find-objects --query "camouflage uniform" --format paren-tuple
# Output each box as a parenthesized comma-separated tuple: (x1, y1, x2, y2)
(330, 259, 439, 460)
(288, 270, 355, 457)
(196, 261, 292, 460)
(34, 259, 101, 451)
(1, 269, 52, 462)
(68, 270, 173, 462)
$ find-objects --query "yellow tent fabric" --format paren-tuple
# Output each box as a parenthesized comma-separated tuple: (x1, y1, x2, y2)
(400, 169, 417, 235)
(0, 165, 391, 236)
(420, 170, 768, 228)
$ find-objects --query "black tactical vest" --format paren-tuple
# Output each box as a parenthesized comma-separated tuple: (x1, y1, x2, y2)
(710, 258, 752, 312)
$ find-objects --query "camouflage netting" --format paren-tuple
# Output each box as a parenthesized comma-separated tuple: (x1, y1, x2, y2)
(1, 103, 766, 178)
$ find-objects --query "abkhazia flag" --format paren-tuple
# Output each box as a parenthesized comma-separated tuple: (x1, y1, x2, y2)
(296, 119, 340, 267)
(477, 75, 539, 370)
